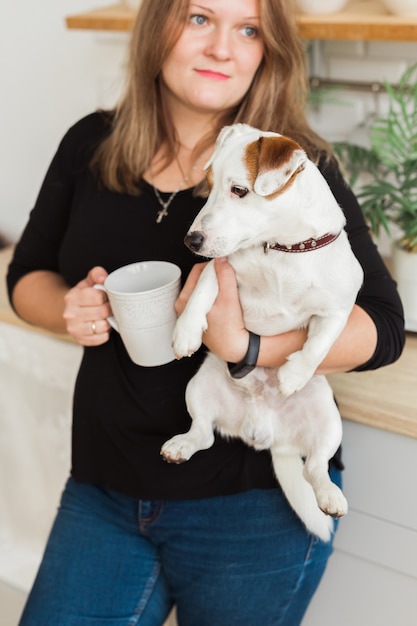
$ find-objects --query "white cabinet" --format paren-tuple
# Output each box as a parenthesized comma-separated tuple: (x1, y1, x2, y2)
(303, 420, 417, 625)
(0, 323, 82, 592)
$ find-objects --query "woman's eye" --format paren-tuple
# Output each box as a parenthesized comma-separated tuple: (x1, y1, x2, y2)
(241, 25, 259, 39)
(190, 14, 207, 26)
(231, 185, 249, 198)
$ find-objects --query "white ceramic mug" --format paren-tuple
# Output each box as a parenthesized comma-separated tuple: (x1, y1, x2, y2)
(95, 261, 181, 366)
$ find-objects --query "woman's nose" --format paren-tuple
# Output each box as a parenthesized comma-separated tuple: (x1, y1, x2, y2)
(205, 27, 232, 60)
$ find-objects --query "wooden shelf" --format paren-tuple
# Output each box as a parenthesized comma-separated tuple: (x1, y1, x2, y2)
(298, 0, 417, 41)
(66, 1, 417, 41)
(65, 4, 134, 32)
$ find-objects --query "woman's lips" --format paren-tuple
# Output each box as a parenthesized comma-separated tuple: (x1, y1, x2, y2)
(195, 69, 229, 81)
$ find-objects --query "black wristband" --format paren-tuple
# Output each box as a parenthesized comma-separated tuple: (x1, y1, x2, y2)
(227, 331, 261, 379)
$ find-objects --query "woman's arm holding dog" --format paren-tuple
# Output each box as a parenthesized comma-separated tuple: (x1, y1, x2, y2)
(177, 258, 379, 375)
(258, 305, 377, 375)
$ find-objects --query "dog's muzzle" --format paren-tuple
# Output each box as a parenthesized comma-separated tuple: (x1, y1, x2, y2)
(184, 231, 205, 253)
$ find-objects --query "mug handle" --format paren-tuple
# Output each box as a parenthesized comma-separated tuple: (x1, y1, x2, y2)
(93, 284, 119, 332)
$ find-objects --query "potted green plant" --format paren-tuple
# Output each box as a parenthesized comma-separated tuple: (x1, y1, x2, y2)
(334, 63, 417, 331)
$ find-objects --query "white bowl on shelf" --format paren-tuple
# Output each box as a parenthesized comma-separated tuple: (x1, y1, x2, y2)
(295, 0, 348, 14)
(124, 0, 141, 10)
(381, 0, 417, 15)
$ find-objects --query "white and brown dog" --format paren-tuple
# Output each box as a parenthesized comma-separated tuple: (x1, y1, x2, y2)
(161, 123, 363, 541)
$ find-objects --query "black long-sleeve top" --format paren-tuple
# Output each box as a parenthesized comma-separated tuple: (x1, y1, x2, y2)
(7, 112, 405, 499)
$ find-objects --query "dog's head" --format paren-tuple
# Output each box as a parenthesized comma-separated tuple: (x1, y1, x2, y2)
(205, 123, 306, 196)
(185, 124, 309, 257)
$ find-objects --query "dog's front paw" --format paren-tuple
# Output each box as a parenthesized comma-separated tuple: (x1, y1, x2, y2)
(172, 317, 206, 359)
(277, 355, 314, 396)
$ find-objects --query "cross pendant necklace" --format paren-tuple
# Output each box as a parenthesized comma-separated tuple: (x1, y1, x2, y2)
(154, 178, 189, 223)
(152, 151, 208, 223)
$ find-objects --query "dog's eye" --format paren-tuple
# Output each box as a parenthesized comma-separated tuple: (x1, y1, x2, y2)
(231, 185, 249, 198)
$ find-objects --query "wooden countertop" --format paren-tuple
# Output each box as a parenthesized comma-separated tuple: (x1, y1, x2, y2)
(328, 333, 417, 439)
(65, 1, 417, 41)
(0, 246, 73, 343)
(1, 247, 415, 437)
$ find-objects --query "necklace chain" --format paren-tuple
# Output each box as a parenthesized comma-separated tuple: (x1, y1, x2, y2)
(153, 176, 190, 224)
(152, 152, 207, 223)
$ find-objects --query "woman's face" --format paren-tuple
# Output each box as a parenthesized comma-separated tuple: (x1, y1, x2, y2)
(161, 0, 264, 118)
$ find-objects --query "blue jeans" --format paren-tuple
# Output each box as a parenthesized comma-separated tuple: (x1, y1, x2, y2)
(19, 473, 340, 626)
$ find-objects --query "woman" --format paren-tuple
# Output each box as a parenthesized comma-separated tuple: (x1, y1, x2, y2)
(8, 1, 404, 624)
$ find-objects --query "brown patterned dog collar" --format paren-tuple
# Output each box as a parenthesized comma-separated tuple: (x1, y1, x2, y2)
(263, 231, 341, 254)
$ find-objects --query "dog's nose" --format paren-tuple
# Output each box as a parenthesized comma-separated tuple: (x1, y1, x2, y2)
(185, 231, 205, 252)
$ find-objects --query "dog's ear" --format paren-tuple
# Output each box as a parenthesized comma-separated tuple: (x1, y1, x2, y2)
(204, 123, 255, 171)
(249, 136, 307, 197)
(204, 125, 237, 170)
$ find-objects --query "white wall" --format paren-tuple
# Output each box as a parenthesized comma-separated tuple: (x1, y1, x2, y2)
(306, 39, 417, 144)
(0, 0, 129, 242)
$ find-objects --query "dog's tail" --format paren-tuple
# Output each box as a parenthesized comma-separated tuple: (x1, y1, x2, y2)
(271, 453, 334, 542)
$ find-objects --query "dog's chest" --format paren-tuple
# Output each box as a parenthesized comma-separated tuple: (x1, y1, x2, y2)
(232, 258, 316, 334)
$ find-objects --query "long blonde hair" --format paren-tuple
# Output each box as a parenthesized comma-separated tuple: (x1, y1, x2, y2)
(92, 0, 330, 194)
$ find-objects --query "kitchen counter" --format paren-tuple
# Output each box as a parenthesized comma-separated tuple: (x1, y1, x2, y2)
(0, 246, 71, 342)
(328, 333, 416, 439)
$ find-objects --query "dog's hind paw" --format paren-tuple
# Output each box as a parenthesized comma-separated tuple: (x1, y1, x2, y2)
(160, 434, 199, 464)
(317, 485, 348, 519)
(161, 429, 215, 464)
